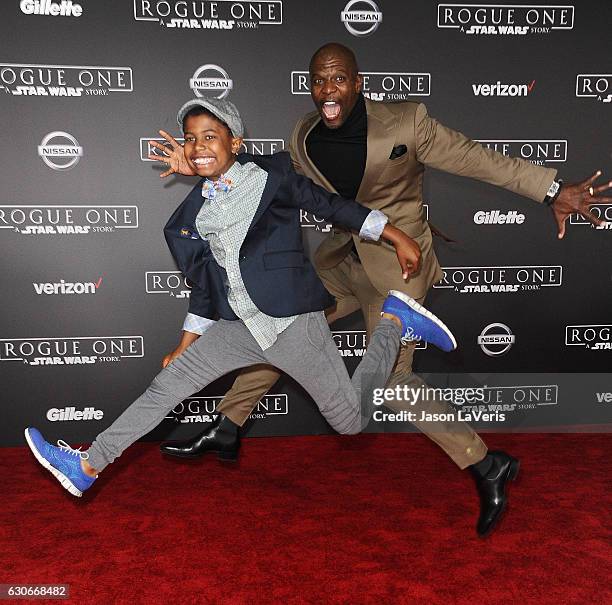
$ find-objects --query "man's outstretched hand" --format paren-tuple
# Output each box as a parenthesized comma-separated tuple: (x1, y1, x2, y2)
(148, 130, 196, 178)
(553, 171, 612, 238)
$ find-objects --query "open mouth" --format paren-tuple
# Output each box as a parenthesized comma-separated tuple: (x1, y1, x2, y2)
(321, 101, 341, 121)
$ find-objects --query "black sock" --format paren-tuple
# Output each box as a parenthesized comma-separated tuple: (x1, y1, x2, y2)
(218, 414, 239, 432)
(470, 454, 493, 477)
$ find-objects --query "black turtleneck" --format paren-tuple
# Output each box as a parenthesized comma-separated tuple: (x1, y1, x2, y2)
(306, 94, 367, 200)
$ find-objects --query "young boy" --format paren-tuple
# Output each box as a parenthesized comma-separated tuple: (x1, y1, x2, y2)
(25, 99, 456, 497)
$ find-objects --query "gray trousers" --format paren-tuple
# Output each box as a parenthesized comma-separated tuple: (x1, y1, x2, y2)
(87, 312, 401, 472)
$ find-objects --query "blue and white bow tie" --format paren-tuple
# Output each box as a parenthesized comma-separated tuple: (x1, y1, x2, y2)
(201, 175, 234, 201)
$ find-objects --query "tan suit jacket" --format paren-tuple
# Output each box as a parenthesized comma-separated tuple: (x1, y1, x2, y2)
(288, 97, 557, 299)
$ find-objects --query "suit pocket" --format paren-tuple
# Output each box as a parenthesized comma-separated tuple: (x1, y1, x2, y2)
(387, 149, 410, 166)
(262, 250, 305, 270)
(389, 144, 408, 160)
(378, 153, 412, 186)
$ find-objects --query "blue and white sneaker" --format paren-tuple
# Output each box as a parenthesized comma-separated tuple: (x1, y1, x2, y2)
(381, 290, 457, 352)
(24, 427, 96, 497)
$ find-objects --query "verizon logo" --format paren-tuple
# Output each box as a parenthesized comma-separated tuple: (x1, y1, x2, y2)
(33, 277, 103, 295)
(596, 392, 612, 403)
(472, 80, 535, 96)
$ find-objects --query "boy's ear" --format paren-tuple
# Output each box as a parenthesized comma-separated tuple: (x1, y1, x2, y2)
(232, 137, 244, 155)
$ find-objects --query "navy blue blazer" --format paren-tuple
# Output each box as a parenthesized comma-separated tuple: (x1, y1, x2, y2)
(164, 151, 371, 320)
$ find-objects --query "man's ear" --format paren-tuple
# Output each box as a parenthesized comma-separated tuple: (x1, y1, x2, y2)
(355, 74, 363, 94)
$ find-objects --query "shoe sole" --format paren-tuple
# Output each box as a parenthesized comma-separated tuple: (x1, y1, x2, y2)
(161, 447, 239, 462)
(24, 428, 83, 497)
(387, 290, 458, 350)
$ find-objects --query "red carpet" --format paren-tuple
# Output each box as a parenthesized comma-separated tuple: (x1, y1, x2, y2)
(1, 433, 611, 605)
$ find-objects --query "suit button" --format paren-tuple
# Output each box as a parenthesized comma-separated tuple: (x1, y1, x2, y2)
(239, 256, 246, 262)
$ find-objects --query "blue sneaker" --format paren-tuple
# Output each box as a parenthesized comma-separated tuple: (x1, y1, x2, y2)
(381, 290, 457, 352)
(24, 427, 96, 497)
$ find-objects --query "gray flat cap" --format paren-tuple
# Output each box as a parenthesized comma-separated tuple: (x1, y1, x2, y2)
(177, 98, 244, 138)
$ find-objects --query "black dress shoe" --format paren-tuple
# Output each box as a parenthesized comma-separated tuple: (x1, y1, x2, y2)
(470, 450, 520, 537)
(160, 414, 240, 461)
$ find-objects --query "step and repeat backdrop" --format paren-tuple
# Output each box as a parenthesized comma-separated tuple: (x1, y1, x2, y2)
(1, 0, 610, 446)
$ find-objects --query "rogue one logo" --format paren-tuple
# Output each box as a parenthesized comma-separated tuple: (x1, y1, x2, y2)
(300, 210, 333, 233)
(141, 137, 284, 161)
(133, 0, 283, 29)
(341, 0, 382, 37)
(0, 336, 144, 366)
(576, 75, 612, 104)
(0, 205, 139, 236)
(570, 204, 612, 227)
(189, 64, 232, 99)
(167, 394, 288, 422)
(291, 70, 430, 100)
(0, 63, 133, 97)
(37, 131, 83, 171)
(437, 4, 574, 35)
(434, 265, 562, 294)
(477, 140, 567, 164)
(145, 271, 191, 298)
(331, 330, 426, 355)
(565, 325, 612, 351)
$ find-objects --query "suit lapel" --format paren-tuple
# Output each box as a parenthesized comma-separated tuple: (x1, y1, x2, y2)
(296, 113, 338, 194)
(242, 153, 283, 231)
(163, 179, 213, 280)
(356, 98, 399, 202)
(165, 178, 205, 240)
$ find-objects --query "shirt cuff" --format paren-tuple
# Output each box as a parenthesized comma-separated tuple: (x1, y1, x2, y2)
(359, 209, 389, 241)
(182, 313, 216, 335)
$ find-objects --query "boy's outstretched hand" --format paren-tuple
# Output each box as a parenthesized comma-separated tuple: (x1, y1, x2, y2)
(148, 130, 196, 178)
(162, 347, 184, 368)
(381, 224, 422, 280)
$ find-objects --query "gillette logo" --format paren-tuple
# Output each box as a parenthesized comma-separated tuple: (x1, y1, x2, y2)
(47, 406, 103, 421)
(474, 210, 525, 225)
(20, 0, 83, 17)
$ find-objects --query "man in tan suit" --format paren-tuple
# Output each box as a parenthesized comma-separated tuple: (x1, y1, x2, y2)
(156, 44, 610, 536)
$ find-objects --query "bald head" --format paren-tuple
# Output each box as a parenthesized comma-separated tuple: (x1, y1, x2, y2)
(309, 43, 359, 77)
